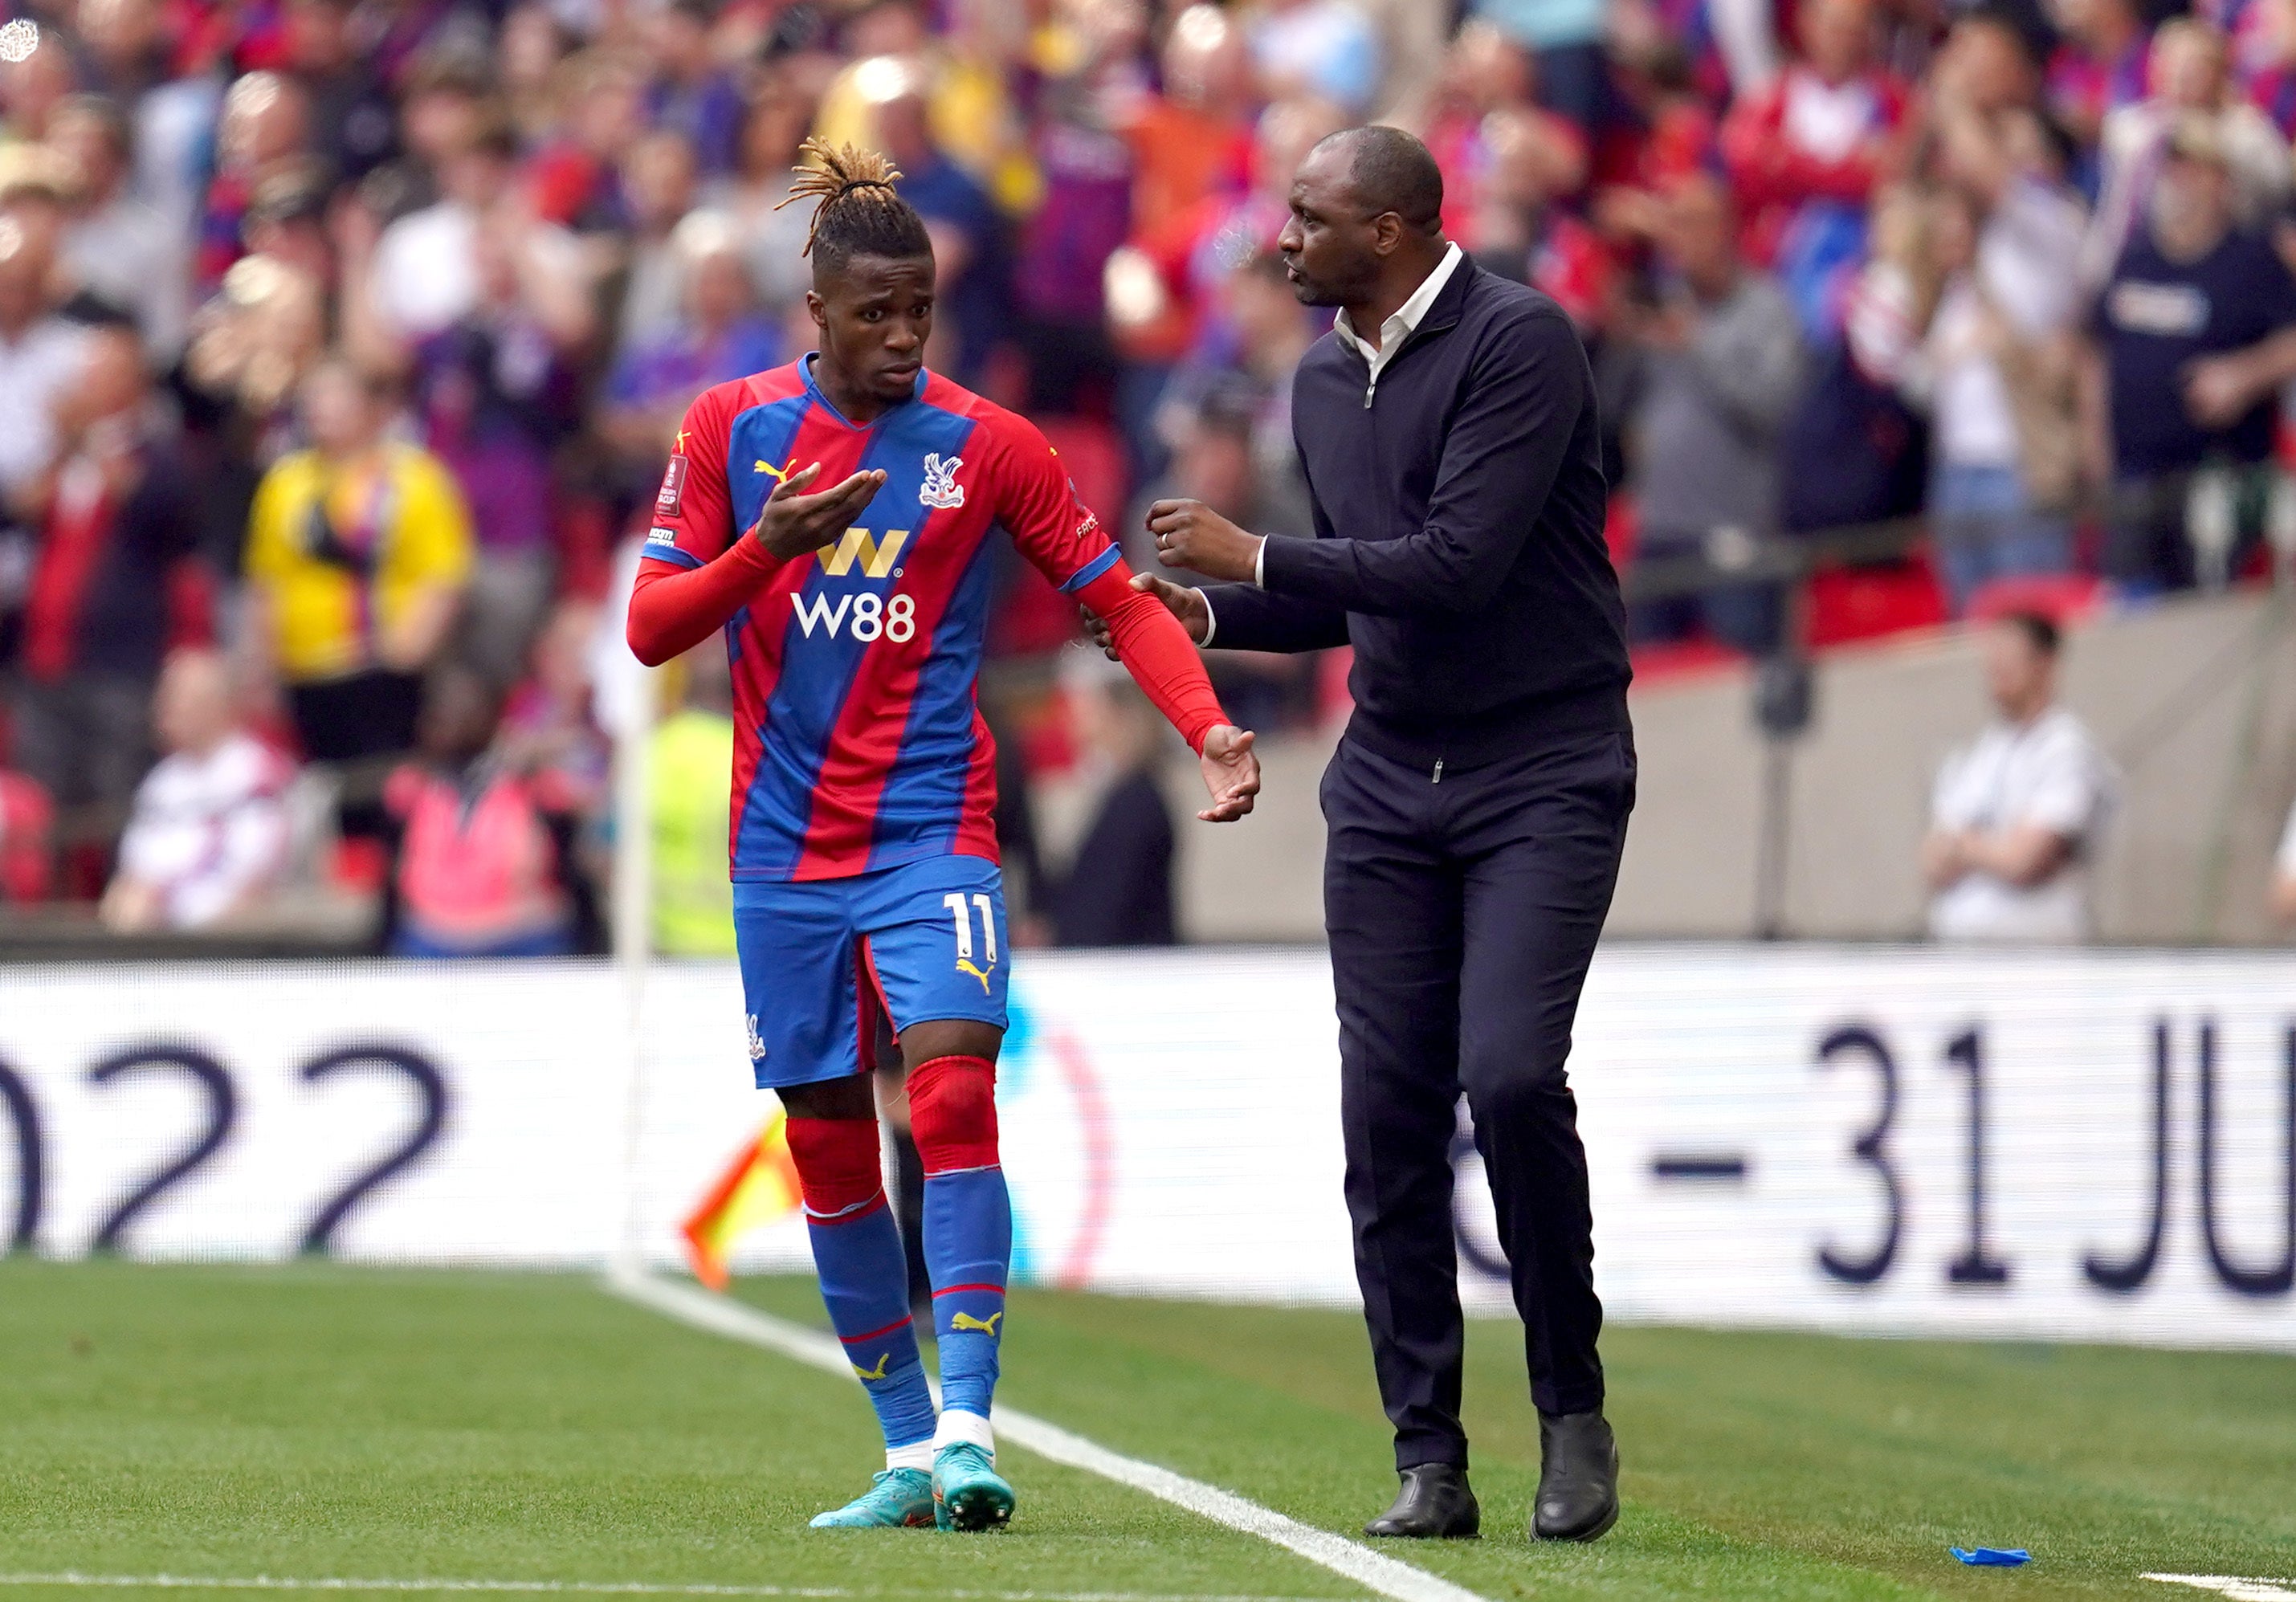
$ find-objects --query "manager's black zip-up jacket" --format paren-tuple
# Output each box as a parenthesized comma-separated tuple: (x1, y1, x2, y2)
(1204, 259, 1630, 772)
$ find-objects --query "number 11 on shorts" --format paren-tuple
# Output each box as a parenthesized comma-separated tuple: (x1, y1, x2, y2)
(944, 892, 997, 965)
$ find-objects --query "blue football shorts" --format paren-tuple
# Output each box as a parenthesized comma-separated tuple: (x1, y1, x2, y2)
(732, 854, 1009, 1089)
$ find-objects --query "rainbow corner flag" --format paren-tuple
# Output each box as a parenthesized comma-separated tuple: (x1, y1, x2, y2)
(680, 1111, 803, 1290)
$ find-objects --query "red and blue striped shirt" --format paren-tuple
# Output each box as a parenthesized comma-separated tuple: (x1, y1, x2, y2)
(642, 359, 1132, 883)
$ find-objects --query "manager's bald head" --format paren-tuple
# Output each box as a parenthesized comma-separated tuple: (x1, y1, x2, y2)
(1278, 124, 1450, 311)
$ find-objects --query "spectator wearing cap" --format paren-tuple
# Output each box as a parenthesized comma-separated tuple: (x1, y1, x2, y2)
(12, 321, 203, 841)
(101, 647, 293, 932)
(50, 93, 187, 357)
(1924, 610, 2117, 943)
(243, 357, 474, 777)
(2081, 112, 2296, 594)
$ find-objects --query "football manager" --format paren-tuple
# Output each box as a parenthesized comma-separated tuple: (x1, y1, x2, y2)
(1091, 124, 1633, 1543)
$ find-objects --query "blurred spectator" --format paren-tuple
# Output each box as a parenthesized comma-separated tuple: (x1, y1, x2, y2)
(1722, 0, 1910, 339)
(1469, 104, 1609, 332)
(362, 113, 583, 352)
(410, 199, 592, 683)
(2086, 18, 2290, 287)
(643, 0, 744, 177)
(196, 71, 312, 297)
(602, 210, 781, 470)
(612, 128, 703, 358)
(243, 357, 474, 768)
(283, 0, 399, 185)
(1621, 174, 1805, 655)
(1048, 656, 1177, 948)
(380, 666, 595, 957)
(1421, 21, 1586, 243)
(100, 648, 292, 932)
(1470, 0, 1611, 132)
(174, 253, 328, 580)
(1015, 39, 1136, 414)
(710, 70, 821, 322)
(873, 62, 1002, 383)
(502, 601, 610, 821)
(0, 171, 91, 507)
(2047, 0, 2149, 156)
(2082, 115, 2296, 594)
(50, 94, 187, 358)
(1924, 610, 2116, 942)
(0, 767, 52, 903)
(1248, 0, 1385, 118)
(11, 323, 202, 836)
(1902, 85, 2088, 613)
(649, 642, 735, 956)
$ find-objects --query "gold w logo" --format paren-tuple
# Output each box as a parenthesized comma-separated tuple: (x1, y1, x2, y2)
(852, 1351, 891, 1380)
(818, 527, 909, 578)
(948, 1311, 1002, 1336)
(956, 958, 993, 994)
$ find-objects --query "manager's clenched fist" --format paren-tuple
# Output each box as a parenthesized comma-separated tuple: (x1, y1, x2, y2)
(1145, 497, 1263, 583)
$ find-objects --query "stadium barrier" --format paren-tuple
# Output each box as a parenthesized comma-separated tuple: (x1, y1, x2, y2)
(2, 944, 2290, 1351)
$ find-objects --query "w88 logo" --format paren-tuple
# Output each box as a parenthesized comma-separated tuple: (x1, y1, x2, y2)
(792, 589, 916, 642)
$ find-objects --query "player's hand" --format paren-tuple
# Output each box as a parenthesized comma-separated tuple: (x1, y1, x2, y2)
(1081, 571, 1211, 658)
(749, 462, 889, 561)
(1148, 498, 1262, 583)
(1196, 724, 1259, 822)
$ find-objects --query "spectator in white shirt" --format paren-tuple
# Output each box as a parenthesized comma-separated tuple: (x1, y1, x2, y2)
(101, 649, 294, 933)
(51, 93, 189, 359)
(1924, 610, 2117, 942)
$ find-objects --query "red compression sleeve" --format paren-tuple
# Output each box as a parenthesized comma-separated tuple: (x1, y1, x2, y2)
(626, 537, 787, 666)
(1074, 559, 1229, 754)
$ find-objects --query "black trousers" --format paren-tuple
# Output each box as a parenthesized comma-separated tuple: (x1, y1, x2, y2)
(1322, 726, 1635, 1471)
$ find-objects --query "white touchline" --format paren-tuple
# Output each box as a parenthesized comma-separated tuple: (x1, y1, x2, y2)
(0, 1579, 1347, 1602)
(601, 1270, 1495, 1602)
(2145, 1577, 2296, 1601)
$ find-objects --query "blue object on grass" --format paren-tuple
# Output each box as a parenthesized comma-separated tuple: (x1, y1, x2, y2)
(1951, 1547, 2032, 1566)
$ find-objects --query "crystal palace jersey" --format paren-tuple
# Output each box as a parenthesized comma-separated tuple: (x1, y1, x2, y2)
(642, 358, 1122, 883)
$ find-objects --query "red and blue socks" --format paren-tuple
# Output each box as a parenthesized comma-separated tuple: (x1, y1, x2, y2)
(785, 1114, 937, 1470)
(907, 1054, 1011, 1445)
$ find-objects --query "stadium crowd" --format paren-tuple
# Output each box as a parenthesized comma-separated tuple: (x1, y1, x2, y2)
(0, 0, 2294, 945)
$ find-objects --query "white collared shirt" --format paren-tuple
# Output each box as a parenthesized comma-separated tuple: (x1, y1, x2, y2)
(1332, 240, 1466, 408)
(1213, 240, 1464, 606)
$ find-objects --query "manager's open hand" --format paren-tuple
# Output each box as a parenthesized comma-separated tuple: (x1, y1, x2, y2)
(1148, 498, 1262, 583)
(1081, 571, 1210, 659)
(1197, 724, 1259, 821)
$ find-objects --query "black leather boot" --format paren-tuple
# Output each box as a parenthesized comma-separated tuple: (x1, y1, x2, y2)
(1364, 1464, 1480, 1539)
(1532, 1410, 1619, 1541)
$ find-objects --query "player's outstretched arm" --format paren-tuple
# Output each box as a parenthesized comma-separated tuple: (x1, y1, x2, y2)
(1073, 560, 1258, 822)
(626, 463, 887, 666)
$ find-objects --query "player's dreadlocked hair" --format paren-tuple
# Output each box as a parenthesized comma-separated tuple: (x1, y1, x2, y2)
(775, 137, 932, 275)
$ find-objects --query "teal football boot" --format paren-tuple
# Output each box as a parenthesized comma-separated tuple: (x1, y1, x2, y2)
(932, 1442, 1015, 1531)
(808, 1467, 936, 1529)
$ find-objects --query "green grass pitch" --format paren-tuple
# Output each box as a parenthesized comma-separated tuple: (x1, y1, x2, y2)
(2, 1260, 2293, 1601)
